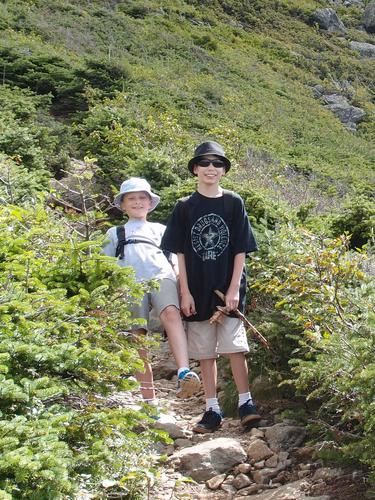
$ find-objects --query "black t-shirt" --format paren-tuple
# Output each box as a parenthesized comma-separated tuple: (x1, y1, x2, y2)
(161, 190, 257, 321)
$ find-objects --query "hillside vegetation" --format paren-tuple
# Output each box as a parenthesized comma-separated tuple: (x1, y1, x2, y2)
(0, 0, 374, 497)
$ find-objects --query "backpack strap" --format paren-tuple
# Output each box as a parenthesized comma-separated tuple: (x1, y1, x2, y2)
(115, 225, 126, 259)
(115, 225, 169, 261)
(222, 189, 235, 226)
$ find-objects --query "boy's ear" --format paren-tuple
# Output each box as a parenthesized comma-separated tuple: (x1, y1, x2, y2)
(193, 164, 198, 176)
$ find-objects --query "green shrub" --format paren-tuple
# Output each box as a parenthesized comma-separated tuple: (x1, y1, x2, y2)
(0, 204, 164, 498)
(251, 224, 375, 476)
(330, 195, 375, 249)
(0, 85, 71, 175)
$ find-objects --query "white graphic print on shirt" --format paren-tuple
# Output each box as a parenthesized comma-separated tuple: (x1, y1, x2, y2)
(191, 213, 229, 261)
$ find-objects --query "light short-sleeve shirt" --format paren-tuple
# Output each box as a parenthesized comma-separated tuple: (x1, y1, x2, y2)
(103, 220, 176, 282)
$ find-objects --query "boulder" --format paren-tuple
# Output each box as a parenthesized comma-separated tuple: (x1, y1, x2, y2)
(344, 0, 364, 5)
(240, 479, 331, 499)
(328, 0, 364, 6)
(265, 423, 307, 451)
(171, 437, 247, 482)
(350, 41, 375, 59)
(322, 93, 365, 131)
(311, 8, 346, 33)
(362, 1, 375, 33)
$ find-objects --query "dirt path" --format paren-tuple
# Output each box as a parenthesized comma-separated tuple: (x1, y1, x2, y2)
(114, 341, 369, 499)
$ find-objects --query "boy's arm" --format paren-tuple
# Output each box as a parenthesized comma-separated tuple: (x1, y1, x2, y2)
(102, 229, 117, 257)
(177, 253, 196, 317)
(225, 252, 246, 311)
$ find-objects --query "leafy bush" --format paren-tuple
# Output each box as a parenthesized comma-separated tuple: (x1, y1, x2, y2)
(0, 154, 48, 205)
(251, 224, 375, 476)
(330, 195, 375, 249)
(0, 205, 164, 498)
(0, 85, 71, 175)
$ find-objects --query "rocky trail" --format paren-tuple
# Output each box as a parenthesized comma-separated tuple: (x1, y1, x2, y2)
(111, 341, 369, 500)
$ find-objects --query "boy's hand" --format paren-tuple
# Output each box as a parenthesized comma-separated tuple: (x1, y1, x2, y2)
(225, 287, 240, 312)
(180, 291, 196, 317)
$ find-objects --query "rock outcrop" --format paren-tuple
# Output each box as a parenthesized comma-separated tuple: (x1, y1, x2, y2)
(362, 1, 375, 33)
(311, 8, 347, 33)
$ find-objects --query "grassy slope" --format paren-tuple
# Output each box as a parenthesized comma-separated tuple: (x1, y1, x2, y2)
(1, 0, 374, 194)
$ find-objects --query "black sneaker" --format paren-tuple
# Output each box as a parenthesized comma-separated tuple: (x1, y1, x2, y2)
(239, 400, 262, 428)
(193, 409, 223, 434)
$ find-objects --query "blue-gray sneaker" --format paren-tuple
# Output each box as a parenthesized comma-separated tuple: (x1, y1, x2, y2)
(176, 369, 201, 398)
(193, 409, 223, 434)
(239, 400, 261, 428)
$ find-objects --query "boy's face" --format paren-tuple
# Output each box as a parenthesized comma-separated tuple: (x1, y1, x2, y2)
(120, 191, 152, 220)
(193, 155, 226, 185)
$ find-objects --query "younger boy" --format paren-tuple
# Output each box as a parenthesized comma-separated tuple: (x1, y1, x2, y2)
(161, 141, 261, 433)
(103, 177, 200, 407)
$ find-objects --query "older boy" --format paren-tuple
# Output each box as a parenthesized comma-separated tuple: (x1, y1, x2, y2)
(103, 177, 200, 407)
(161, 141, 261, 432)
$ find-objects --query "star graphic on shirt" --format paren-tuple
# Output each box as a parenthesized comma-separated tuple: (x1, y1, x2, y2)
(202, 226, 218, 248)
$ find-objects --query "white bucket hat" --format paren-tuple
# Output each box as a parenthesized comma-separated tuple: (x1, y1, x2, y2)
(114, 177, 160, 211)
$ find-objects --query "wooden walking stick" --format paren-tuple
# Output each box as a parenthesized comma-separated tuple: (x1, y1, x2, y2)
(211, 289, 271, 351)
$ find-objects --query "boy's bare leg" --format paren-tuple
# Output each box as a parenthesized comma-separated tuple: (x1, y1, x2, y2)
(200, 358, 217, 399)
(160, 305, 200, 398)
(193, 357, 222, 433)
(229, 352, 261, 427)
(159, 305, 189, 368)
(228, 352, 250, 394)
(133, 328, 155, 401)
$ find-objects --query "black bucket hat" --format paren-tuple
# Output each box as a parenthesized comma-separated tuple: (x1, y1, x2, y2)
(188, 141, 231, 175)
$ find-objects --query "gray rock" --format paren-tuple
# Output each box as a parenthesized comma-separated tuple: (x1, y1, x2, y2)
(350, 40, 375, 58)
(241, 479, 330, 499)
(247, 439, 274, 462)
(322, 93, 365, 131)
(234, 463, 252, 474)
(174, 438, 193, 449)
(221, 483, 237, 494)
(362, 1, 375, 33)
(265, 423, 307, 451)
(311, 8, 347, 33)
(250, 428, 265, 439)
(312, 85, 325, 98)
(312, 467, 344, 481)
(235, 483, 264, 496)
(264, 454, 278, 468)
(172, 437, 247, 482)
(252, 465, 285, 484)
(232, 473, 252, 489)
(330, 0, 365, 6)
(206, 473, 226, 490)
(254, 460, 265, 469)
(344, 0, 364, 6)
(154, 414, 186, 439)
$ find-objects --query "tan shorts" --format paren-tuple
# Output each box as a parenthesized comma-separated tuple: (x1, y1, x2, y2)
(186, 316, 249, 360)
(130, 278, 179, 330)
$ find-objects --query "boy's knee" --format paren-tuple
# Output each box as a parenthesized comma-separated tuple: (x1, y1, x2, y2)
(160, 305, 179, 322)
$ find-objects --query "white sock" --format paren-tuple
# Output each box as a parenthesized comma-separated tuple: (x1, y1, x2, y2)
(206, 397, 221, 413)
(177, 367, 190, 377)
(144, 398, 159, 406)
(238, 392, 253, 407)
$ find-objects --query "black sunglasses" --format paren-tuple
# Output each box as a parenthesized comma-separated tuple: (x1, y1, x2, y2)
(196, 159, 226, 168)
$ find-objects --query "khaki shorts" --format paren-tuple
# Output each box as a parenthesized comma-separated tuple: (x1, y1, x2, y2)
(186, 316, 249, 360)
(130, 278, 179, 330)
